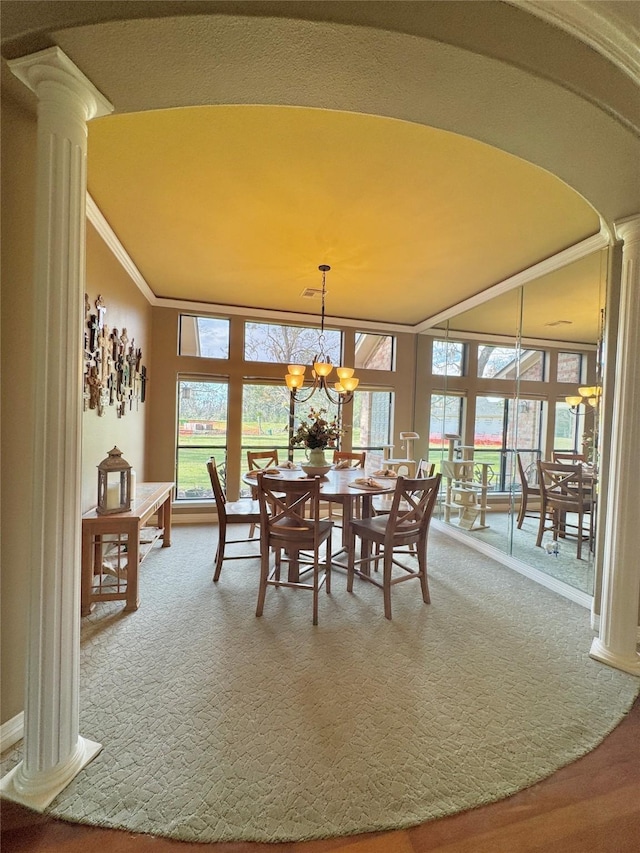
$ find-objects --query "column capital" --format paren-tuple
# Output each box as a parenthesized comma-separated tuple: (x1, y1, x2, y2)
(614, 213, 640, 244)
(8, 46, 113, 121)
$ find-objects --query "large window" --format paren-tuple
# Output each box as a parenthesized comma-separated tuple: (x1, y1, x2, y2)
(176, 379, 228, 499)
(477, 346, 544, 380)
(352, 389, 394, 469)
(244, 321, 341, 365)
(473, 395, 543, 491)
(429, 393, 464, 472)
(355, 333, 395, 371)
(557, 352, 583, 383)
(432, 340, 464, 376)
(178, 316, 229, 358)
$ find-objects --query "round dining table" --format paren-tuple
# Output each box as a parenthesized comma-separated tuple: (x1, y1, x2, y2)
(243, 465, 397, 580)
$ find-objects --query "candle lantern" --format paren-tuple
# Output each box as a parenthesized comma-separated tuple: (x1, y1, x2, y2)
(97, 446, 132, 515)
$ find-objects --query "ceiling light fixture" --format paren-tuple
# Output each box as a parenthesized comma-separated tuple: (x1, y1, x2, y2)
(285, 265, 359, 405)
(565, 385, 601, 413)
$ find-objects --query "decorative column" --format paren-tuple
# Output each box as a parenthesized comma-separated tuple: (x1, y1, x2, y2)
(0, 48, 113, 809)
(590, 214, 640, 676)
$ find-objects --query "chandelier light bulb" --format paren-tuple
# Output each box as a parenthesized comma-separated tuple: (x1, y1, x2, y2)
(336, 366, 354, 380)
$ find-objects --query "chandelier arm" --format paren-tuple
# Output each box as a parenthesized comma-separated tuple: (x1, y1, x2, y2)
(291, 383, 320, 405)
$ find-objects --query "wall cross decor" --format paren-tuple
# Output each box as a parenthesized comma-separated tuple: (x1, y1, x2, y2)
(83, 294, 147, 417)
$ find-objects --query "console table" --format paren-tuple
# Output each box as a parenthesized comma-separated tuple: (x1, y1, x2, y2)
(81, 482, 173, 615)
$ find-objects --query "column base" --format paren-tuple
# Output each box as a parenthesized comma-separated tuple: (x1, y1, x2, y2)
(589, 638, 640, 677)
(0, 736, 102, 811)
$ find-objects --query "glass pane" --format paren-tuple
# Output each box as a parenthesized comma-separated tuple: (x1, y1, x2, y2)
(432, 340, 464, 376)
(244, 321, 341, 365)
(176, 380, 228, 499)
(352, 390, 393, 470)
(474, 395, 506, 491)
(354, 333, 395, 370)
(557, 351, 583, 384)
(478, 346, 544, 379)
(508, 397, 544, 492)
(240, 383, 292, 492)
(178, 316, 229, 358)
(553, 400, 594, 458)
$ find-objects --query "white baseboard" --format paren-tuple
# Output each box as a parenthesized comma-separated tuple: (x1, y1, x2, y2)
(0, 712, 24, 754)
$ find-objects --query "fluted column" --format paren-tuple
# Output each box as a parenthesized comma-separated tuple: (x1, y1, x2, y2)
(0, 48, 113, 809)
(590, 214, 640, 677)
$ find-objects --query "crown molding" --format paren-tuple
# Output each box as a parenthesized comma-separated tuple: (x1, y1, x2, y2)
(415, 229, 610, 333)
(86, 193, 157, 304)
(87, 193, 609, 339)
(512, 1, 640, 86)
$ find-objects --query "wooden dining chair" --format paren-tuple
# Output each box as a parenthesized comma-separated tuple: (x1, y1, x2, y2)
(207, 457, 261, 582)
(536, 460, 593, 559)
(552, 451, 586, 464)
(347, 474, 441, 620)
(416, 459, 435, 478)
(246, 449, 280, 535)
(332, 450, 366, 469)
(327, 450, 366, 522)
(373, 460, 435, 518)
(516, 452, 541, 529)
(255, 472, 334, 625)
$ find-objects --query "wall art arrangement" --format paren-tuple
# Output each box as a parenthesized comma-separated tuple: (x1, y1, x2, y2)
(83, 293, 147, 417)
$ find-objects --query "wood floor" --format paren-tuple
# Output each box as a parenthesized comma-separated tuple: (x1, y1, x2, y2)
(2, 694, 639, 853)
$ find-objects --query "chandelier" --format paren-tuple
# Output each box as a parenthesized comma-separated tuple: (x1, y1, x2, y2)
(565, 385, 602, 413)
(285, 265, 359, 405)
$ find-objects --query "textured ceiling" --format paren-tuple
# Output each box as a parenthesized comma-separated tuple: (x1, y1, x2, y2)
(87, 104, 601, 334)
(3, 0, 628, 344)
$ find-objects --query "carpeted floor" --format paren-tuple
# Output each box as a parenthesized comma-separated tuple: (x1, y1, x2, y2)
(444, 510, 595, 594)
(2, 524, 638, 843)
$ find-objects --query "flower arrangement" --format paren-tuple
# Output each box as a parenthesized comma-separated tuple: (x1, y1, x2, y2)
(291, 407, 343, 450)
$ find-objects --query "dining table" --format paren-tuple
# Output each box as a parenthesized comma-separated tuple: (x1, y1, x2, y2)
(242, 464, 397, 580)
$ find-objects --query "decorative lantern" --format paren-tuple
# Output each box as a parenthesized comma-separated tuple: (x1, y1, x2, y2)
(97, 446, 132, 515)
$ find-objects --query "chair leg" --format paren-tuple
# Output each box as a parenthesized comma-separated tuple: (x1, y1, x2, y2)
(325, 541, 331, 595)
(313, 561, 319, 626)
(517, 492, 527, 528)
(535, 505, 546, 547)
(256, 551, 269, 617)
(417, 542, 430, 605)
(347, 533, 356, 592)
(212, 521, 227, 581)
(383, 547, 393, 620)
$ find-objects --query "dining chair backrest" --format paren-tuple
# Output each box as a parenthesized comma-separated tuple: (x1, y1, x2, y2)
(385, 474, 442, 545)
(207, 457, 227, 511)
(517, 452, 539, 489)
(247, 449, 279, 471)
(256, 472, 324, 537)
(552, 451, 586, 464)
(332, 450, 366, 468)
(515, 452, 541, 528)
(538, 461, 589, 511)
(416, 459, 436, 478)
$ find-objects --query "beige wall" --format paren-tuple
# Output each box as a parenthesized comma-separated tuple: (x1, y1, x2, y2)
(1, 94, 37, 723)
(82, 223, 151, 512)
(0, 94, 152, 725)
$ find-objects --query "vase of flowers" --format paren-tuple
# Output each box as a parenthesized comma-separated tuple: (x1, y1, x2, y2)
(291, 407, 343, 475)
